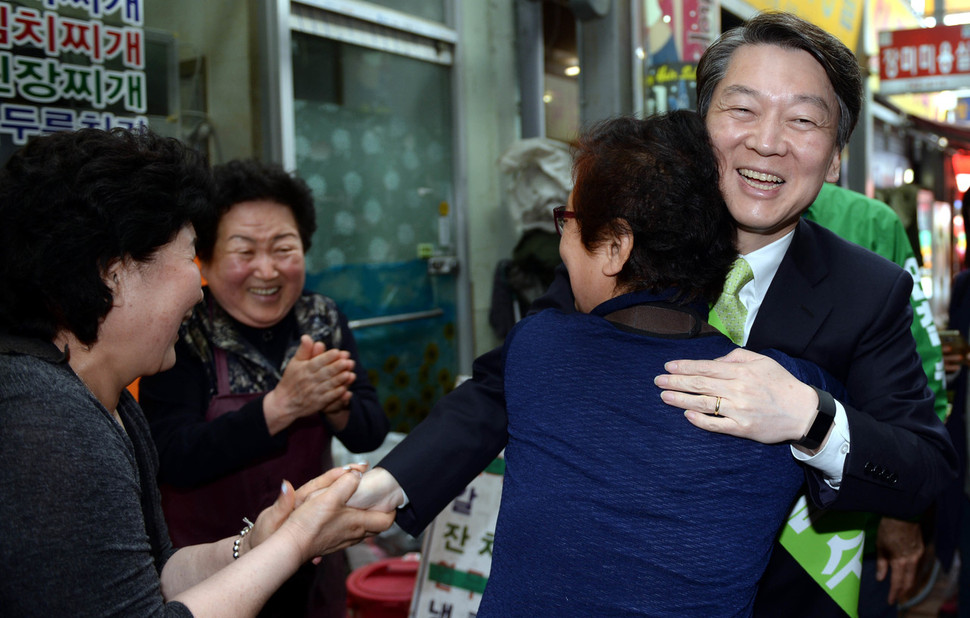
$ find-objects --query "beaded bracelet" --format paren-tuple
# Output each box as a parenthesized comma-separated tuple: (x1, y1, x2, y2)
(232, 517, 255, 560)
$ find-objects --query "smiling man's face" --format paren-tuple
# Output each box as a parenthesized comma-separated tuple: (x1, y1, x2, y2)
(705, 43, 842, 254)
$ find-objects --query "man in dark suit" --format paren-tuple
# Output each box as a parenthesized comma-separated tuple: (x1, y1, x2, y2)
(351, 11, 957, 616)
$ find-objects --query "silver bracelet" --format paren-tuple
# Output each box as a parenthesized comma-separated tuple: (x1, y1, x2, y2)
(232, 517, 255, 560)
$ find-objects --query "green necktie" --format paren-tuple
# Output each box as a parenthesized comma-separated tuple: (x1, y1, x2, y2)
(711, 257, 754, 345)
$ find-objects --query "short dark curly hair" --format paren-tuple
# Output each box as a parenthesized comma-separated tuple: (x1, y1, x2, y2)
(0, 127, 212, 345)
(571, 111, 737, 304)
(197, 159, 317, 262)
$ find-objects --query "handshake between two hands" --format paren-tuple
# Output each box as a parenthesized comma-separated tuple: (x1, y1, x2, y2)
(302, 464, 405, 513)
(242, 465, 405, 564)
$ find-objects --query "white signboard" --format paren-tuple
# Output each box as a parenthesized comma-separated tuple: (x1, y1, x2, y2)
(409, 455, 505, 618)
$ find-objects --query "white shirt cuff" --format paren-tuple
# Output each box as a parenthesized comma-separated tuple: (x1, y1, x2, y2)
(790, 399, 849, 489)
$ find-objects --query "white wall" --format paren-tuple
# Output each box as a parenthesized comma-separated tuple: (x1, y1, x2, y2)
(146, 0, 256, 162)
(457, 0, 522, 357)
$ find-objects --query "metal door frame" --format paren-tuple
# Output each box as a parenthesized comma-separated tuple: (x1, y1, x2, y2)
(258, 0, 474, 374)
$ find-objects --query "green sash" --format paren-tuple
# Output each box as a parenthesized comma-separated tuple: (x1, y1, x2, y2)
(779, 496, 865, 617)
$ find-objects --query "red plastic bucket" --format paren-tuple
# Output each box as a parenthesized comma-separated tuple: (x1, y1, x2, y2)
(346, 557, 419, 618)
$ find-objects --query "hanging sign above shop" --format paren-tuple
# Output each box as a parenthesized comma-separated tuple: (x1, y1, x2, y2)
(878, 24, 970, 94)
(745, 0, 863, 53)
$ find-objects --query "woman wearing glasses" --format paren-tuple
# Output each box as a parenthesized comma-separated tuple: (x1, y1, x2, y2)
(476, 111, 846, 617)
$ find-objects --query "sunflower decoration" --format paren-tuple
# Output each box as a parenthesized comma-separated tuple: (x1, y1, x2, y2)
(437, 367, 454, 390)
(404, 398, 421, 419)
(421, 383, 437, 404)
(423, 342, 440, 365)
(382, 355, 400, 374)
(383, 395, 401, 417)
(417, 362, 431, 384)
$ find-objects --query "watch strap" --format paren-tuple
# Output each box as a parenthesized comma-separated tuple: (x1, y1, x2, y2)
(796, 386, 836, 450)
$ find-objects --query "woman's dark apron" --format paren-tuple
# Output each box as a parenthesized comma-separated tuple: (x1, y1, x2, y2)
(161, 345, 345, 617)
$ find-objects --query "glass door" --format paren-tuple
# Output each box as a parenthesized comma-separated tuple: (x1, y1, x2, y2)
(285, 2, 460, 433)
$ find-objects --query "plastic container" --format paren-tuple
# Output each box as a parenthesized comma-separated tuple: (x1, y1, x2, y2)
(346, 556, 419, 618)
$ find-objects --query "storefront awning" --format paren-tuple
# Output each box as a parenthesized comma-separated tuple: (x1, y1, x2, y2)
(874, 94, 970, 151)
(907, 113, 970, 151)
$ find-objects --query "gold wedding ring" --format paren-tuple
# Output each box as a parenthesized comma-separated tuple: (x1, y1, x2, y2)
(714, 396, 722, 416)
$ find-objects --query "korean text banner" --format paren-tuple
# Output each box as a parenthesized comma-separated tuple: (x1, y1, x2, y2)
(879, 24, 970, 94)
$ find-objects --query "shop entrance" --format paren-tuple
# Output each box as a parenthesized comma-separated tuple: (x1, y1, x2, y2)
(287, 4, 460, 432)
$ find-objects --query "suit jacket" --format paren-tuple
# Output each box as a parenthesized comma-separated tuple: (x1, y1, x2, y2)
(746, 220, 956, 616)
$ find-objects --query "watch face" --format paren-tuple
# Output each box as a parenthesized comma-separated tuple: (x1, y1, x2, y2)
(800, 387, 836, 449)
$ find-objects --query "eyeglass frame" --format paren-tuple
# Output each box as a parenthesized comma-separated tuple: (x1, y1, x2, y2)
(552, 205, 576, 236)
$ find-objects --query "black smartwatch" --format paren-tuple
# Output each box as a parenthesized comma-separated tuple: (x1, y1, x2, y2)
(795, 386, 836, 450)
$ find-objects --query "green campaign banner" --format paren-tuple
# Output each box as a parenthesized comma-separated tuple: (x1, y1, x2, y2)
(779, 494, 866, 618)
